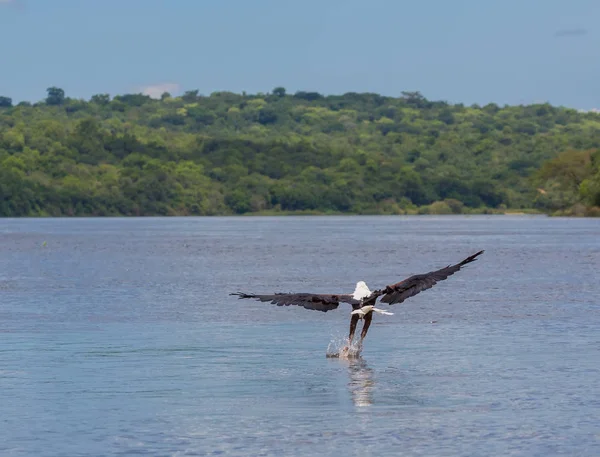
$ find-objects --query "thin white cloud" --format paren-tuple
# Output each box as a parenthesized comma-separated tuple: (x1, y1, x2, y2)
(0, 0, 25, 10)
(139, 82, 181, 99)
(554, 28, 587, 38)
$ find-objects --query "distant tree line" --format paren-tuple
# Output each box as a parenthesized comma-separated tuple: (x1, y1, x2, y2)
(1, 86, 599, 217)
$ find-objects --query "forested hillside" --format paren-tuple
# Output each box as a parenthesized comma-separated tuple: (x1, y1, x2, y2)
(1, 87, 599, 216)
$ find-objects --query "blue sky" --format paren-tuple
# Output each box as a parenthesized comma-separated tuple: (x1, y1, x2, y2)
(1, 0, 598, 108)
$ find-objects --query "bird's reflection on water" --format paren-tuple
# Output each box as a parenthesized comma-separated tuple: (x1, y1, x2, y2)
(330, 355, 420, 408)
(338, 357, 375, 407)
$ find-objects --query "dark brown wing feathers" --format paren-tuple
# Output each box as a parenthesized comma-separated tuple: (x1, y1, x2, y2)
(231, 250, 484, 312)
(375, 250, 484, 305)
(229, 292, 359, 312)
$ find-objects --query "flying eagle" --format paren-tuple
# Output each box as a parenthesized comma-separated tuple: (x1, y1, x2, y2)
(231, 250, 484, 351)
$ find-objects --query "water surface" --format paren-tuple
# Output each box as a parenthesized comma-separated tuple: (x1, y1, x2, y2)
(1, 215, 599, 456)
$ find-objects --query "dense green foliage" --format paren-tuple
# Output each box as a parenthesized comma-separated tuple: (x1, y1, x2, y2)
(533, 149, 600, 216)
(1, 87, 600, 216)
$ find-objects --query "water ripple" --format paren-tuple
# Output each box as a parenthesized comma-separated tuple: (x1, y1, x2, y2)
(0, 216, 599, 456)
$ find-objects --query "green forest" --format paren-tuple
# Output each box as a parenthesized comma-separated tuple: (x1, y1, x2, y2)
(1, 87, 599, 217)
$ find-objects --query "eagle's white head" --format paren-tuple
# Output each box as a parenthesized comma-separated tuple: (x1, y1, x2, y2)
(352, 281, 372, 300)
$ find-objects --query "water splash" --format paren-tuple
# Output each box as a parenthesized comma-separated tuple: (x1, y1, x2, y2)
(326, 336, 363, 359)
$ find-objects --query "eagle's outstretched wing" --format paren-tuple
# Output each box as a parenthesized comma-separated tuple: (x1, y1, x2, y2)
(372, 250, 484, 305)
(229, 292, 359, 312)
